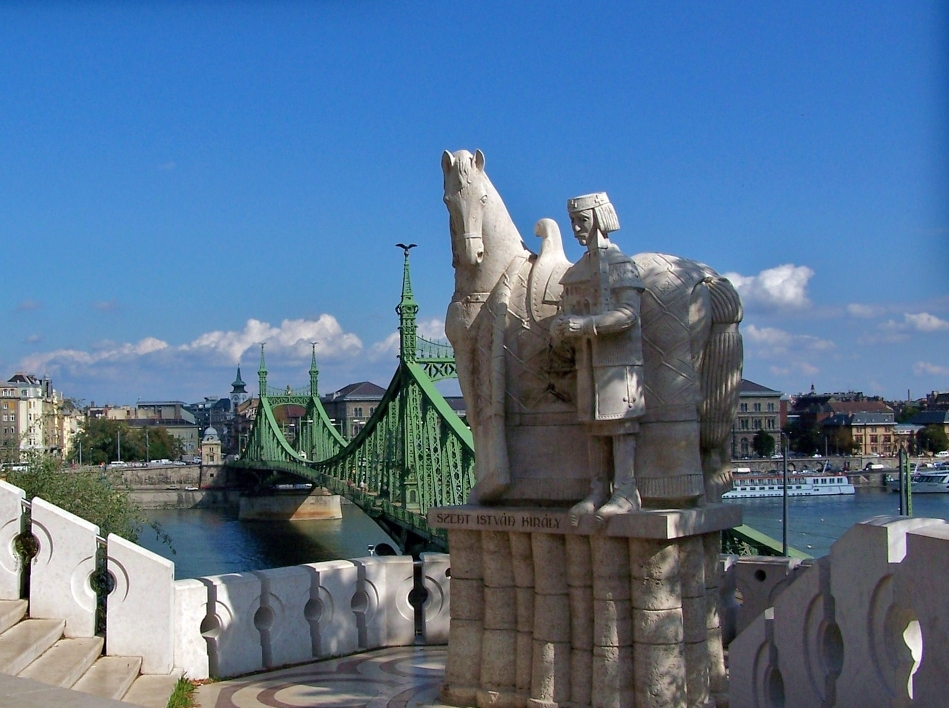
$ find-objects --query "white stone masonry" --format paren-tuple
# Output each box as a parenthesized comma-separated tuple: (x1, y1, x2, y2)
(0, 481, 25, 600)
(30, 497, 99, 638)
(107, 533, 175, 673)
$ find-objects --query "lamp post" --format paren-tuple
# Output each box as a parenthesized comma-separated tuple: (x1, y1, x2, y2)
(781, 431, 790, 556)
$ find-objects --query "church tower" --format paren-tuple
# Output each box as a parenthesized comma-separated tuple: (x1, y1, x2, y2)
(230, 365, 248, 409)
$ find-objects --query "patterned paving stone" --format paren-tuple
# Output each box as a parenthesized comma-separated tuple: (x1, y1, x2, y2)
(195, 646, 449, 708)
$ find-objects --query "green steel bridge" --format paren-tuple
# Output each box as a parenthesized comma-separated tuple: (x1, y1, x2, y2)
(231, 248, 796, 558)
(230, 248, 474, 554)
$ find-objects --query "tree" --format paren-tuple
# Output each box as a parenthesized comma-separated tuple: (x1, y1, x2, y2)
(6, 453, 153, 541)
(67, 419, 184, 464)
(917, 425, 949, 455)
(752, 429, 776, 458)
(783, 421, 821, 455)
(828, 426, 860, 455)
(896, 404, 920, 424)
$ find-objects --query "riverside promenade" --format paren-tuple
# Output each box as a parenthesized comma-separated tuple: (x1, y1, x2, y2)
(195, 646, 447, 708)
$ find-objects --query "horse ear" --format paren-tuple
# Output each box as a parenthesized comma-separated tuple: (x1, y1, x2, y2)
(441, 150, 455, 174)
(474, 149, 485, 171)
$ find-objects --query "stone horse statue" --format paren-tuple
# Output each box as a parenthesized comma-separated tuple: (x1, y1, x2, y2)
(442, 149, 743, 508)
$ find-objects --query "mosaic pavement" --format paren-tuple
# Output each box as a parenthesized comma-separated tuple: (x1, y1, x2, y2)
(195, 646, 449, 708)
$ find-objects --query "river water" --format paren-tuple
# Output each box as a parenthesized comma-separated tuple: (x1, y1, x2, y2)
(139, 490, 949, 578)
(726, 488, 949, 557)
(137, 502, 397, 580)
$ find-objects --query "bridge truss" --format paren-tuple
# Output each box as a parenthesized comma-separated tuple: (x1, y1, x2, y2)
(232, 247, 474, 553)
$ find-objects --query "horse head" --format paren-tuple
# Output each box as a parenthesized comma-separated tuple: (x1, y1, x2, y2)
(442, 149, 489, 267)
(442, 149, 527, 300)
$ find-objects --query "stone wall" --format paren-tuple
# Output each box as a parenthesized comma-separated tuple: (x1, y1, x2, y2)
(728, 516, 949, 707)
(0, 478, 451, 680)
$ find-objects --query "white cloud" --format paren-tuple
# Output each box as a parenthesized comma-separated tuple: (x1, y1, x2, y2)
(369, 332, 400, 361)
(768, 361, 819, 377)
(368, 318, 447, 362)
(904, 312, 949, 332)
(723, 264, 814, 310)
(16, 300, 41, 312)
(860, 312, 949, 344)
(182, 316, 361, 364)
(93, 300, 118, 312)
(418, 318, 447, 340)
(20, 316, 362, 379)
(21, 337, 170, 374)
(914, 361, 949, 377)
(846, 303, 885, 318)
(744, 324, 834, 355)
(744, 324, 831, 385)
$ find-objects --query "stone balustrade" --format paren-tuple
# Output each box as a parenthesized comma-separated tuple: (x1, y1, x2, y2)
(728, 516, 949, 707)
(174, 552, 451, 678)
(6, 476, 947, 702)
(0, 479, 453, 680)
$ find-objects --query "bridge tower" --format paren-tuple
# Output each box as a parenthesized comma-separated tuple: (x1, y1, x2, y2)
(309, 343, 319, 398)
(396, 243, 418, 363)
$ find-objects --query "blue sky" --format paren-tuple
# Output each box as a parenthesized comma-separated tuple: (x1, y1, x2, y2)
(1, 2, 946, 405)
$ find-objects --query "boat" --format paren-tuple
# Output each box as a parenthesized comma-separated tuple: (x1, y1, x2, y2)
(723, 470, 855, 499)
(887, 464, 949, 494)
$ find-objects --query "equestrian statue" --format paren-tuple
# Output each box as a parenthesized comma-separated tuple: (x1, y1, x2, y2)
(442, 149, 743, 521)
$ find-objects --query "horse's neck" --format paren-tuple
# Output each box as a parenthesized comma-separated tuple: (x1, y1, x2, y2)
(457, 181, 530, 298)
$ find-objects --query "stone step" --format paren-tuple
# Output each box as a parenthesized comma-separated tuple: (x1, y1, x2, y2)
(72, 655, 142, 701)
(0, 672, 132, 707)
(0, 618, 64, 675)
(121, 668, 184, 708)
(0, 599, 28, 635)
(18, 636, 104, 688)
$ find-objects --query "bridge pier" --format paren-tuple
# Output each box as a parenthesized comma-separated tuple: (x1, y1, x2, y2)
(238, 489, 343, 521)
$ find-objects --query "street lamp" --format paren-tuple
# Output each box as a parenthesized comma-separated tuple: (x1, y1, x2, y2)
(780, 431, 790, 556)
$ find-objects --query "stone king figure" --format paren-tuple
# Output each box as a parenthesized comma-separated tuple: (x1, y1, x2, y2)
(551, 192, 645, 525)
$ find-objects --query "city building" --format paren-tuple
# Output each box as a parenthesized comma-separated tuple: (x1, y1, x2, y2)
(823, 411, 896, 457)
(790, 388, 893, 430)
(731, 379, 785, 458)
(232, 397, 258, 456)
(924, 390, 949, 411)
(893, 423, 924, 453)
(0, 373, 73, 461)
(320, 382, 387, 438)
(184, 397, 232, 447)
(89, 401, 200, 458)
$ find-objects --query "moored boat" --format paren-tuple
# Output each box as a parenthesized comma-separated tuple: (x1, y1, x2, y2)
(887, 467, 949, 494)
(723, 470, 855, 499)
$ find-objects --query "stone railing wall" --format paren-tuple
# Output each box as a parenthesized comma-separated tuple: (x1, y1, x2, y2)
(173, 552, 451, 678)
(0, 479, 452, 679)
(728, 516, 949, 708)
(13, 474, 941, 698)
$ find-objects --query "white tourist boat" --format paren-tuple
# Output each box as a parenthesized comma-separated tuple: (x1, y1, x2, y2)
(887, 468, 949, 494)
(723, 471, 855, 499)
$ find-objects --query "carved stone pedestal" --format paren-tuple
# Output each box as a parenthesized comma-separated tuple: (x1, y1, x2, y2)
(429, 505, 741, 708)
